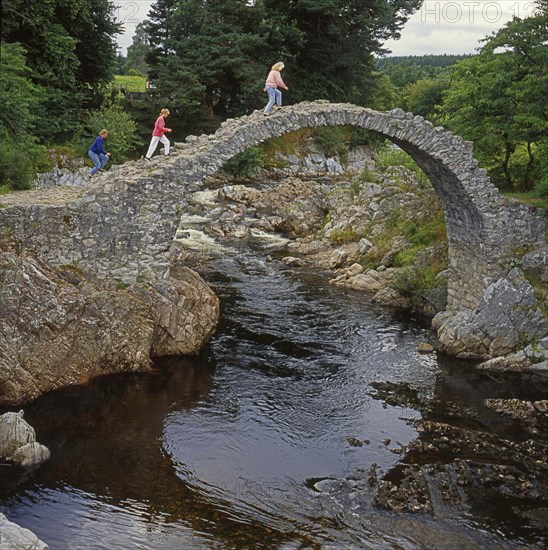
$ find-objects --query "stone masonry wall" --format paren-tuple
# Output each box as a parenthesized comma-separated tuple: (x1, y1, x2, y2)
(1, 101, 545, 311)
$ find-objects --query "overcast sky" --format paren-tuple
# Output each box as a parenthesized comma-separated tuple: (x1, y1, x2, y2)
(115, 0, 535, 56)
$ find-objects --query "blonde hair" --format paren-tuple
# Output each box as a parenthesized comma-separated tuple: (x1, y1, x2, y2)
(271, 62, 284, 71)
(100, 129, 108, 136)
(160, 108, 170, 116)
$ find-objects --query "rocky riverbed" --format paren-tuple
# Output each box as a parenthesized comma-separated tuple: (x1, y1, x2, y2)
(365, 379, 548, 520)
(173, 141, 547, 363)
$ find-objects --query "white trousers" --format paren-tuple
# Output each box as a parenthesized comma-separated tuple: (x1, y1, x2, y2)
(146, 135, 170, 158)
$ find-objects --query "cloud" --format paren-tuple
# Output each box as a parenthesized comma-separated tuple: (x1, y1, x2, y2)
(384, 0, 536, 56)
(116, 0, 154, 54)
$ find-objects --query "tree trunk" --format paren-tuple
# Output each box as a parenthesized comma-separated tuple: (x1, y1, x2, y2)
(502, 139, 514, 189)
(523, 141, 535, 191)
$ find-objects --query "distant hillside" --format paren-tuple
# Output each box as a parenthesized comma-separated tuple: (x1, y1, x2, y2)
(376, 54, 474, 70)
(375, 54, 474, 88)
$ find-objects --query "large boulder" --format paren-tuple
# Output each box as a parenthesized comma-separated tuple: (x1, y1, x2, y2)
(522, 246, 547, 282)
(0, 411, 35, 458)
(0, 249, 155, 405)
(434, 268, 547, 359)
(130, 264, 219, 357)
(0, 513, 49, 549)
(0, 242, 219, 406)
(7, 442, 51, 468)
(0, 411, 50, 468)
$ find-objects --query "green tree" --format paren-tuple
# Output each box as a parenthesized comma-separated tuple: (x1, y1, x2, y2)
(441, 4, 547, 190)
(376, 55, 472, 88)
(1, 0, 122, 141)
(263, 0, 422, 105)
(0, 43, 47, 189)
(144, 0, 176, 80)
(76, 101, 140, 162)
(368, 73, 398, 111)
(144, 0, 420, 125)
(126, 22, 152, 76)
(401, 77, 448, 122)
(148, 0, 285, 122)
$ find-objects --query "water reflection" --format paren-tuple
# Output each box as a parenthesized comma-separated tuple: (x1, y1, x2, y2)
(1, 253, 546, 548)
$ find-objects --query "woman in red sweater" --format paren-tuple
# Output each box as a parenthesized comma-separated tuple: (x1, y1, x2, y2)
(145, 108, 172, 161)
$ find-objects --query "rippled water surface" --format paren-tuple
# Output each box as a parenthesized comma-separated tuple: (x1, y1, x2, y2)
(1, 251, 545, 548)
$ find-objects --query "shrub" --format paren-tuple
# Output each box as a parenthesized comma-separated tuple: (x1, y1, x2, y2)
(222, 147, 263, 179)
(74, 101, 140, 163)
(330, 227, 359, 244)
(348, 128, 384, 150)
(0, 136, 48, 190)
(375, 145, 428, 185)
(391, 266, 444, 308)
(313, 126, 350, 159)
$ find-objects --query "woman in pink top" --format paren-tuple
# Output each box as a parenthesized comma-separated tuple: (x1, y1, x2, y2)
(263, 62, 288, 116)
(145, 108, 172, 161)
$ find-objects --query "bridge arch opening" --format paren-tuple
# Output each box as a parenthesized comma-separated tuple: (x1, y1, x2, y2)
(175, 102, 537, 312)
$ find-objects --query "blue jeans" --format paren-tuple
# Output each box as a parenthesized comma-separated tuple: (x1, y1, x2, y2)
(264, 86, 282, 113)
(88, 150, 108, 175)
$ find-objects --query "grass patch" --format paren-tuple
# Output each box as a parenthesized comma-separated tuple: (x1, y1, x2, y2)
(261, 128, 313, 157)
(375, 146, 428, 186)
(116, 280, 131, 291)
(330, 227, 360, 244)
(391, 265, 446, 308)
(362, 208, 447, 269)
(401, 209, 447, 248)
(502, 192, 547, 213)
(0, 185, 10, 195)
(113, 75, 147, 93)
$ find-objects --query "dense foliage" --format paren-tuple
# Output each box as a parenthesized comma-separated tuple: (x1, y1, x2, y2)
(0, 43, 47, 190)
(262, 0, 422, 105)
(1, 0, 545, 200)
(1, 0, 122, 141)
(75, 102, 140, 161)
(377, 54, 472, 87)
(143, 0, 421, 124)
(375, 2, 547, 195)
(440, 5, 547, 192)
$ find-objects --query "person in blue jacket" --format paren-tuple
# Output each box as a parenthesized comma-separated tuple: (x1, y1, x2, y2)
(88, 129, 111, 177)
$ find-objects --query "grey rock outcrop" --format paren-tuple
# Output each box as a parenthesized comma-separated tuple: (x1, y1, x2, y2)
(131, 264, 220, 357)
(434, 268, 547, 359)
(0, 238, 219, 406)
(34, 166, 89, 189)
(7, 442, 51, 468)
(522, 246, 547, 281)
(0, 411, 50, 468)
(0, 247, 154, 405)
(0, 513, 49, 549)
(0, 411, 35, 458)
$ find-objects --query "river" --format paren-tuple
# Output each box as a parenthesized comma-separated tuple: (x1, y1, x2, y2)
(1, 247, 546, 549)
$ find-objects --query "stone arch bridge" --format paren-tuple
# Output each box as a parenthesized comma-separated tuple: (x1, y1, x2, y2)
(1, 101, 545, 358)
(169, 101, 544, 312)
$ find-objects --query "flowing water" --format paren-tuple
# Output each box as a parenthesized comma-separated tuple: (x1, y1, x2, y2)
(1, 249, 546, 549)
